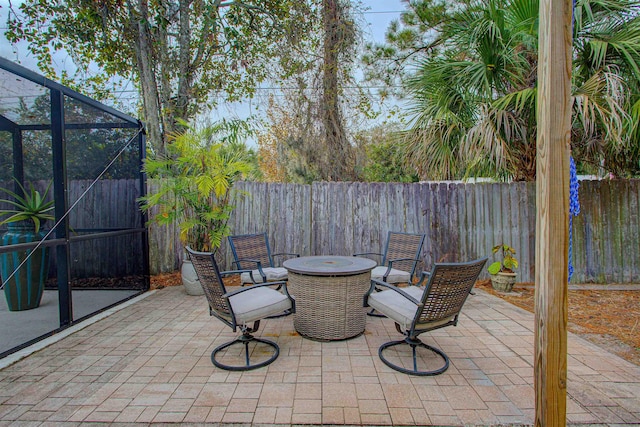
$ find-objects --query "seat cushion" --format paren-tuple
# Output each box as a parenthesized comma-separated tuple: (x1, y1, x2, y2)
(240, 267, 288, 284)
(371, 266, 411, 284)
(368, 286, 423, 330)
(229, 287, 292, 325)
(368, 286, 454, 331)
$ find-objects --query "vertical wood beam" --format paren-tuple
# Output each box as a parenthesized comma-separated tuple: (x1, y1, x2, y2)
(535, 0, 572, 425)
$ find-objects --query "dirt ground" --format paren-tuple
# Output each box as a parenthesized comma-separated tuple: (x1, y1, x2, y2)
(151, 272, 640, 367)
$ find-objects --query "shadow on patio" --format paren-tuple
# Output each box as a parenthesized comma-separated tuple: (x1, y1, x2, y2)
(0, 286, 639, 426)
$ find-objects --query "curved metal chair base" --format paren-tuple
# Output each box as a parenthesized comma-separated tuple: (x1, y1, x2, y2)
(211, 334, 280, 371)
(379, 337, 449, 376)
(366, 308, 386, 318)
(267, 309, 292, 319)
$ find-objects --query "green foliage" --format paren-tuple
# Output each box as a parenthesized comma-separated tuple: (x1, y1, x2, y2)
(6, 0, 318, 155)
(361, 0, 450, 100)
(258, 0, 387, 182)
(362, 142, 418, 183)
(364, 0, 640, 180)
(488, 244, 519, 275)
(139, 120, 256, 252)
(0, 93, 142, 182)
(0, 181, 55, 233)
(357, 125, 419, 183)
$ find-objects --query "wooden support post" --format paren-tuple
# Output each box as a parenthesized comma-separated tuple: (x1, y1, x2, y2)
(535, 0, 572, 425)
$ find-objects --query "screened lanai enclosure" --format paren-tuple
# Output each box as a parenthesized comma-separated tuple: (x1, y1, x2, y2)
(0, 57, 149, 358)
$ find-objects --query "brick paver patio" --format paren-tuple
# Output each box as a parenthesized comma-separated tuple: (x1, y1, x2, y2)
(0, 285, 639, 426)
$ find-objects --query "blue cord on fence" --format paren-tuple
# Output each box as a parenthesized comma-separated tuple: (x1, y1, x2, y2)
(569, 156, 581, 282)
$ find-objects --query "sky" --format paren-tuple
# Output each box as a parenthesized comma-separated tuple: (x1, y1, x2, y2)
(213, 0, 406, 125)
(0, 0, 406, 136)
(361, 0, 404, 44)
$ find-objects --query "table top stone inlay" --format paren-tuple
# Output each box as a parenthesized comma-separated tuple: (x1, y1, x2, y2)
(283, 255, 376, 276)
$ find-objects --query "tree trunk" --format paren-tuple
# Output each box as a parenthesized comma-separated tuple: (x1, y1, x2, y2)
(154, 2, 174, 143)
(321, 0, 353, 181)
(129, 0, 165, 155)
(175, 0, 193, 122)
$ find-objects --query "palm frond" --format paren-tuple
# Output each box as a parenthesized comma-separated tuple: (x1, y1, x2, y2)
(492, 88, 537, 112)
(573, 69, 629, 144)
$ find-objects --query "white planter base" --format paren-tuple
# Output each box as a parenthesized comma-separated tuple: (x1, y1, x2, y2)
(181, 259, 204, 296)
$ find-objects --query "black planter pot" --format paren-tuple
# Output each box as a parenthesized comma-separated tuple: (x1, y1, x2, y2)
(1, 222, 49, 311)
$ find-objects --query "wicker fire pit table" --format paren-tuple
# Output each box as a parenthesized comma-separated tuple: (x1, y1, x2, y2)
(283, 255, 377, 341)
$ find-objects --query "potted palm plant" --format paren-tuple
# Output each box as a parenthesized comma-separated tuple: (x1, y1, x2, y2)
(140, 119, 256, 295)
(487, 243, 519, 292)
(0, 181, 54, 310)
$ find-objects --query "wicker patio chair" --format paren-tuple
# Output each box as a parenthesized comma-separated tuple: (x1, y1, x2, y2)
(186, 246, 295, 371)
(355, 231, 425, 317)
(228, 232, 299, 285)
(364, 257, 487, 376)
(354, 231, 426, 285)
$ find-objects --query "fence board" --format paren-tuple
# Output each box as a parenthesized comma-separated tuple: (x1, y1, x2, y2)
(629, 181, 640, 282)
(0, 179, 146, 281)
(140, 179, 640, 283)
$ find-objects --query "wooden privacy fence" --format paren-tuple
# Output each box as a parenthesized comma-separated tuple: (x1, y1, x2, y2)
(148, 179, 640, 284)
(0, 179, 146, 282)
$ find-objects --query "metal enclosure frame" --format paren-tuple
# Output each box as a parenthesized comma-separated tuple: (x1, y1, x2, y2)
(0, 57, 149, 357)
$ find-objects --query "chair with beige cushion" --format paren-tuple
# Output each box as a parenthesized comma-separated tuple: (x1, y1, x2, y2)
(354, 231, 426, 285)
(355, 231, 425, 317)
(186, 246, 295, 371)
(364, 257, 487, 376)
(228, 232, 299, 285)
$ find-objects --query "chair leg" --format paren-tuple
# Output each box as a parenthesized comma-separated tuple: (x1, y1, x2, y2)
(378, 337, 449, 376)
(211, 332, 280, 371)
(367, 287, 386, 317)
(366, 308, 386, 318)
(266, 309, 292, 319)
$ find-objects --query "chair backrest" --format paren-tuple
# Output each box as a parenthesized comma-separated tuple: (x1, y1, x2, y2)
(185, 246, 232, 321)
(228, 232, 274, 269)
(383, 231, 426, 278)
(416, 258, 487, 325)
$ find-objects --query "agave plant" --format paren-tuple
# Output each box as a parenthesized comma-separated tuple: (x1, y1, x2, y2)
(0, 181, 55, 233)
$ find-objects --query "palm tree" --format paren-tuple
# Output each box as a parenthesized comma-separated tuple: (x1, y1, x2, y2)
(571, 0, 640, 176)
(402, 0, 640, 180)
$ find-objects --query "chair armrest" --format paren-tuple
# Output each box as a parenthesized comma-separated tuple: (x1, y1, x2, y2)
(231, 258, 266, 282)
(272, 253, 300, 267)
(220, 269, 255, 278)
(382, 257, 419, 281)
(273, 252, 300, 258)
(363, 278, 422, 307)
(354, 252, 383, 265)
(223, 280, 287, 298)
(232, 258, 263, 269)
(386, 257, 418, 266)
(415, 270, 431, 287)
(353, 252, 383, 258)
